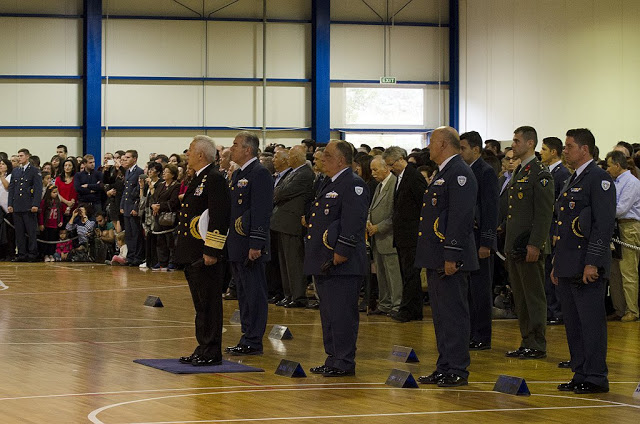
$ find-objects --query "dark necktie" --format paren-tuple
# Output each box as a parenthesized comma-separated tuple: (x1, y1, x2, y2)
(568, 172, 577, 185)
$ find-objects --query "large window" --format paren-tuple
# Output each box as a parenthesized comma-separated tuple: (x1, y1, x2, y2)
(345, 86, 425, 128)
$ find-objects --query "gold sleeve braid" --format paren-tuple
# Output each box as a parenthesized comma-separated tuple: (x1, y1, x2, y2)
(205, 229, 227, 249)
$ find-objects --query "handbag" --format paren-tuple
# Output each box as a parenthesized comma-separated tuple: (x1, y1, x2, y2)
(158, 211, 176, 227)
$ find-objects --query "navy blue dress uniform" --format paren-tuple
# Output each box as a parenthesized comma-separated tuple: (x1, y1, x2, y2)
(415, 154, 478, 382)
(120, 164, 145, 264)
(174, 164, 230, 363)
(545, 161, 571, 323)
(227, 158, 274, 353)
(469, 157, 499, 347)
(504, 157, 554, 355)
(303, 168, 369, 374)
(553, 160, 615, 390)
(7, 163, 42, 260)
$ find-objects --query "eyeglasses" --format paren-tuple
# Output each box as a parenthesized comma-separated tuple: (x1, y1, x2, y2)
(507, 157, 517, 161)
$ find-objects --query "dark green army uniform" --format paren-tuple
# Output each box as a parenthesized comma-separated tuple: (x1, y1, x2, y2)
(504, 156, 554, 352)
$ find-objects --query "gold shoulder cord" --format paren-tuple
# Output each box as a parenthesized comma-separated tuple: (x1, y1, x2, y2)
(433, 217, 445, 240)
(571, 217, 584, 238)
(235, 216, 246, 236)
(189, 216, 202, 240)
(322, 230, 334, 250)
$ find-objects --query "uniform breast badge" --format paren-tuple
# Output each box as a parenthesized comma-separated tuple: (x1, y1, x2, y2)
(432, 198, 437, 206)
(237, 178, 248, 188)
(433, 178, 445, 186)
(325, 191, 338, 198)
(518, 192, 524, 199)
(569, 201, 575, 210)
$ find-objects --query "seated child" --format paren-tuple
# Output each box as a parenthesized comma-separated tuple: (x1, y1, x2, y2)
(106, 232, 127, 266)
(54, 229, 73, 262)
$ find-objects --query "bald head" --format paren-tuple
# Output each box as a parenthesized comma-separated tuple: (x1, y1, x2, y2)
(273, 149, 290, 172)
(288, 145, 307, 168)
(430, 126, 461, 165)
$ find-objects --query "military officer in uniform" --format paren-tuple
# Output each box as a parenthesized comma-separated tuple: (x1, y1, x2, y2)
(225, 131, 273, 356)
(304, 140, 369, 377)
(415, 127, 478, 387)
(119, 149, 146, 265)
(504, 126, 555, 359)
(459, 131, 499, 350)
(176, 135, 230, 366)
(7, 148, 42, 262)
(551, 128, 615, 394)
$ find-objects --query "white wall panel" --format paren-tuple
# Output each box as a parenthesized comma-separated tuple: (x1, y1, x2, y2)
(388, 26, 448, 81)
(460, 0, 640, 153)
(103, 83, 203, 126)
(0, 82, 81, 126)
(0, 18, 82, 75)
(103, 19, 204, 76)
(331, 25, 385, 79)
(331, 0, 448, 23)
(0, 0, 82, 15)
(205, 84, 309, 127)
(0, 131, 82, 162)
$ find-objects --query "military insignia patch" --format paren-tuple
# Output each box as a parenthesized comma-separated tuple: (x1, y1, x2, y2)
(457, 176, 467, 186)
(433, 178, 445, 186)
(432, 198, 437, 206)
(570, 187, 582, 192)
(355, 186, 364, 196)
(324, 208, 330, 215)
(540, 178, 549, 187)
(569, 201, 575, 210)
(518, 192, 523, 199)
(237, 178, 248, 188)
(601, 181, 611, 191)
(325, 191, 338, 198)
(194, 184, 204, 196)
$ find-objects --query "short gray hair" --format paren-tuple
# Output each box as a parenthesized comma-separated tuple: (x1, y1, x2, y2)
(236, 131, 260, 157)
(192, 135, 217, 163)
(382, 146, 407, 162)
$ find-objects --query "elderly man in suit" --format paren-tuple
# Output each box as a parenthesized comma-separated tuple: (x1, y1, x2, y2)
(383, 146, 428, 322)
(460, 131, 499, 351)
(367, 156, 402, 315)
(225, 131, 274, 356)
(271, 145, 314, 308)
(7, 148, 42, 262)
(119, 149, 146, 265)
(540, 136, 571, 325)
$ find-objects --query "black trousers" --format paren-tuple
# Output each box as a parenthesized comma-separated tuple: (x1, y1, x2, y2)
(396, 246, 423, 319)
(316, 274, 360, 372)
(40, 227, 59, 256)
(428, 268, 471, 379)
(155, 228, 175, 266)
(184, 261, 225, 360)
(469, 254, 494, 344)
(124, 216, 145, 263)
(14, 211, 38, 257)
(556, 276, 608, 388)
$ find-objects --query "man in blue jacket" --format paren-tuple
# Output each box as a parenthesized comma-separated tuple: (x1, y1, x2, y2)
(304, 140, 369, 377)
(415, 127, 478, 387)
(8, 148, 42, 262)
(74, 154, 104, 214)
(551, 128, 616, 394)
(225, 131, 274, 356)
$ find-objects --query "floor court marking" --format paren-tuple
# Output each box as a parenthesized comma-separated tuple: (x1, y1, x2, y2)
(0, 284, 187, 296)
(0, 336, 195, 345)
(0, 280, 8, 290)
(86, 387, 640, 424)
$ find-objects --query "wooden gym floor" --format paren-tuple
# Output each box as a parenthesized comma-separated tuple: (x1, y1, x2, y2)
(0, 262, 638, 423)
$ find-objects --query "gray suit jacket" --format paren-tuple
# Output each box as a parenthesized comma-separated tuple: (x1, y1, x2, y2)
(271, 164, 314, 236)
(368, 173, 397, 255)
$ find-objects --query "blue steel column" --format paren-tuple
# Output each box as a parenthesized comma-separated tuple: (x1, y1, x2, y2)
(449, 0, 459, 130)
(312, 0, 330, 144)
(83, 0, 102, 159)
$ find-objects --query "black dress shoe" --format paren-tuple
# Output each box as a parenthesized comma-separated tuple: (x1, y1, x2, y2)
(519, 348, 546, 359)
(284, 300, 306, 308)
(547, 317, 564, 325)
(558, 360, 571, 369)
(557, 379, 580, 391)
(11, 256, 27, 262)
(418, 371, 445, 384)
(306, 300, 320, 309)
(224, 344, 239, 353)
(229, 344, 263, 356)
(275, 297, 291, 307)
(367, 308, 387, 316)
(310, 365, 331, 374)
(322, 367, 355, 377)
(390, 311, 410, 323)
(268, 295, 283, 304)
(437, 373, 468, 387)
(573, 382, 609, 394)
(505, 347, 526, 357)
(222, 290, 237, 300)
(192, 357, 223, 366)
(179, 353, 199, 364)
(469, 341, 491, 350)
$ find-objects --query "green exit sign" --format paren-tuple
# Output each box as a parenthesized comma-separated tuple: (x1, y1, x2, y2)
(380, 77, 397, 84)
